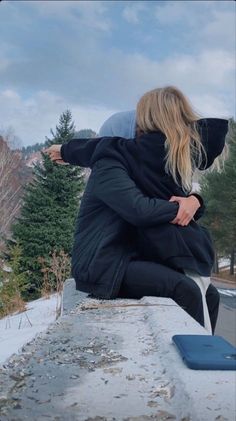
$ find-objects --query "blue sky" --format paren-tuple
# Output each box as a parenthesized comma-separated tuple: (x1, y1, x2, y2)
(0, 0, 235, 146)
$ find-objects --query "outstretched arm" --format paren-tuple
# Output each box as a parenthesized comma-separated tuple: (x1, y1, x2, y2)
(46, 137, 102, 167)
(45, 136, 128, 168)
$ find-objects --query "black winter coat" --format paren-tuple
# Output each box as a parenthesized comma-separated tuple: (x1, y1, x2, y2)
(67, 158, 180, 298)
(61, 118, 228, 297)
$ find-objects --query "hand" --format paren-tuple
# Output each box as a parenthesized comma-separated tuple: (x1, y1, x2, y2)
(169, 195, 200, 226)
(44, 145, 68, 165)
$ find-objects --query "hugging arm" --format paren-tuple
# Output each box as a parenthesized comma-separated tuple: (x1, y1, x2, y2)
(92, 158, 179, 227)
(170, 193, 205, 224)
(191, 193, 205, 220)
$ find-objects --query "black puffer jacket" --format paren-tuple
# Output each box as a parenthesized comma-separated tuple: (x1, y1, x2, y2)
(61, 118, 228, 290)
(68, 157, 180, 298)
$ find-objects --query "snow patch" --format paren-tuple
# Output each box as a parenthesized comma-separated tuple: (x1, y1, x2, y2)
(218, 258, 231, 268)
(0, 293, 59, 366)
(218, 288, 236, 297)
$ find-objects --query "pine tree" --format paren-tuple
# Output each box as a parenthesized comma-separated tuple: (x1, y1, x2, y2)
(200, 118, 236, 274)
(0, 243, 28, 317)
(10, 110, 85, 299)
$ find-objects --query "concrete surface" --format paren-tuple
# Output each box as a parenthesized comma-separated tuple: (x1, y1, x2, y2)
(0, 278, 235, 421)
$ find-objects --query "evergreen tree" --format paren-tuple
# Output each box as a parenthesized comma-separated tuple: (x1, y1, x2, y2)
(0, 243, 28, 317)
(200, 118, 236, 274)
(10, 111, 85, 299)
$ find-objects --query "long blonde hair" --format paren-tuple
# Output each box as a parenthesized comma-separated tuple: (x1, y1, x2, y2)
(136, 86, 207, 193)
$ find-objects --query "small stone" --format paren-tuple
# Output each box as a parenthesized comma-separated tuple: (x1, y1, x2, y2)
(126, 374, 136, 381)
(38, 398, 51, 404)
(13, 403, 22, 409)
(16, 380, 26, 388)
(156, 410, 176, 420)
(147, 400, 158, 408)
(70, 402, 79, 407)
(12, 396, 20, 401)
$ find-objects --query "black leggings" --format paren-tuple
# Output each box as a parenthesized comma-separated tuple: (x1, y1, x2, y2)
(117, 260, 220, 334)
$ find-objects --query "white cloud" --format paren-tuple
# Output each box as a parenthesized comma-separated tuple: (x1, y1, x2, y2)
(75, 1, 112, 32)
(25, 0, 112, 32)
(164, 50, 235, 87)
(201, 10, 236, 50)
(192, 94, 233, 119)
(1, 1, 234, 112)
(92, 48, 235, 112)
(0, 89, 117, 146)
(0, 0, 234, 145)
(1, 43, 234, 147)
(154, 1, 235, 52)
(155, 1, 197, 25)
(122, 2, 147, 24)
(1, 89, 20, 100)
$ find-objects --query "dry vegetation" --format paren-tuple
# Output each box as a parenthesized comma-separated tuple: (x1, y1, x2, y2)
(0, 135, 32, 253)
(213, 268, 236, 284)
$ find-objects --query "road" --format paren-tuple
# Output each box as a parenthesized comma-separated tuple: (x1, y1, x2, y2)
(212, 279, 236, 346)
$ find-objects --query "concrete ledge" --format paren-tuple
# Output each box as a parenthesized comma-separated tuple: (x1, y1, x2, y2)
(62, 279, 236, 421)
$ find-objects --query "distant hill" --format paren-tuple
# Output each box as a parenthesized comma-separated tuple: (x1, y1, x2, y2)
(21, 141, 48, 159)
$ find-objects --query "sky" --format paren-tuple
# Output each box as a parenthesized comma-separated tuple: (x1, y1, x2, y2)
(0, 0, 235, 147)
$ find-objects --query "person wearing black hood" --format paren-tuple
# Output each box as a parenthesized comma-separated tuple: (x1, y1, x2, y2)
(45, 86, 228, 334)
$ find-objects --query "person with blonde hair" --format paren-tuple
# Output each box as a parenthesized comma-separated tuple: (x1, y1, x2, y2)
(45, 86, 228, 334)
(130, 86, 228, 333)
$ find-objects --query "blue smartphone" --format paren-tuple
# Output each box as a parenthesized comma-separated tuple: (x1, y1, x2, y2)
(172, 334, 236, 370)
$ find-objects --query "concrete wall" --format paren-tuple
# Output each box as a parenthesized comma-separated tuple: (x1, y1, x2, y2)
(61, 279, 236, 421)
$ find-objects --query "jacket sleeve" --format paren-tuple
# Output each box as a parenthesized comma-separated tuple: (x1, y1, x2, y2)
(92, 158, 179, 227)
(197, 118, 228, 170)
(60, 136, 125, 168)
(61, 137, 102, 167)
(189, 193, 205, 220)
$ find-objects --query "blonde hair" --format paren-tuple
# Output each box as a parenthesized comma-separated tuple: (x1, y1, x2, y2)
(136, 86, 207, 193)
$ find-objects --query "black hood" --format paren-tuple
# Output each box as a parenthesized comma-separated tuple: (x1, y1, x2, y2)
(61, 117, 228, 199)
(90, 118, 228, 199)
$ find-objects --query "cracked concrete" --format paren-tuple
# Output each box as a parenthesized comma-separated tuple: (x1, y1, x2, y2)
(0, 279, 235, 421)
